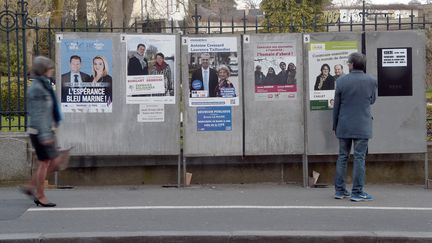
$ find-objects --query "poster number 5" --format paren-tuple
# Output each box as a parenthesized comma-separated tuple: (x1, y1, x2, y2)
(303, 34, 310, 43)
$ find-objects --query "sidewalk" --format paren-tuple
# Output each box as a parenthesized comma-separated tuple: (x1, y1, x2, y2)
(0, 183, 431, 242)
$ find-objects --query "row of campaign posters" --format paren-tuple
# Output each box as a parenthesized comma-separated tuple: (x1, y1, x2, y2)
(58, 35, 356, 113)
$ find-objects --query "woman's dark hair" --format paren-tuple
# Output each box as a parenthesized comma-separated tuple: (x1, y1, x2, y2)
(31, 56, 54, 76)
(155, 52, 165, 59)
(348, 52, 366, 71)
(320, 63, 331, 73)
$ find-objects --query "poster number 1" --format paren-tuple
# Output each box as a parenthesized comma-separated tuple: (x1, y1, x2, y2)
(56, 34, 63, 43)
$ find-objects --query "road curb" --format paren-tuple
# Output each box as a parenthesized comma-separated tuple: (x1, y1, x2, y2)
(1, 231, 432, 243)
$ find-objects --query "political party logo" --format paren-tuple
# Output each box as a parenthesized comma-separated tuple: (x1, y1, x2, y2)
(192, 80, 203, 90)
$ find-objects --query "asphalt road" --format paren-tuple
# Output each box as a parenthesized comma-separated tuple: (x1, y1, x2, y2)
(0, 184, 431, 242)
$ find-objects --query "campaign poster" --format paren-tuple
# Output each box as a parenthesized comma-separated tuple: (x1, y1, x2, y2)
(308, 41, 357, 110)
(137, 104, 164, 122)
(377, 47, 412, 96)
(197, 106, 232, 131)
(60, 39, 113, 113)
(125, 34, 176, 104)
(254, 42, 297, 101)
(187, 37, 239, 107)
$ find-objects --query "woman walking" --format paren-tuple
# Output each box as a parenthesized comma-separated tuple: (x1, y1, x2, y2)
(19, 56, 69, 207)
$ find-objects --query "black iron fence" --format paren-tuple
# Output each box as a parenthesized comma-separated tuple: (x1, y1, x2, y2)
(1, 0, 432, 132)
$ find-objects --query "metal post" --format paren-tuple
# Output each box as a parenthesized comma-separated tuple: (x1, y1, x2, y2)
(54, 171, 59, 187)
(20, 0, 27, 127)
(387, 16, 389, 31)
(48, 19, 52, 59)
(177, 154, 181, 187)
(425, 152, 429, 189)
(410, 9, 414, 30)
(375, 14, 378, 31)
(171, 18, 174, 33)
(182, 156, 187, 187)
(255, 15, 258, 33)
(219, 12, 222, 34)
(141, 0, 143, 21)
(303, 34, 309, 188)
(242, 10, 246, 33)
(191, 4, 201, 34)
(362, 0, 365, 31)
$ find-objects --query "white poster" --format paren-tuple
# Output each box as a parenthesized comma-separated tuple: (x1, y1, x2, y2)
(137, 104, 165, 122)
(188, 37, 240, 107)
(125, 34, 176, 104)
(308, 41, 358, 110)
(382, 48, 407, 67)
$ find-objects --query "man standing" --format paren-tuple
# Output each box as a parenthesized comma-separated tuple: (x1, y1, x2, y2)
(190, 53, 218, 97)
(276, 62, 288, 85)
(332, 52, 377, 202)
(334, 64, 345, 80)
(127, 44, 149, 75)
(61, 55, 90, 85)
(254, 65, 265, 85)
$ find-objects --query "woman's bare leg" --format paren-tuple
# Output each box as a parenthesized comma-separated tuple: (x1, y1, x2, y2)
(34, 160, 50, 202)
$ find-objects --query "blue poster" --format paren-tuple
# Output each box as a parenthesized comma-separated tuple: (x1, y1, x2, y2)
(197, 107, 232, 131)
(60, 38, 113, 112)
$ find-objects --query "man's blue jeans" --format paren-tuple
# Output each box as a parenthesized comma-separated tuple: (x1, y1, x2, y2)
(335, 138, 369, 196)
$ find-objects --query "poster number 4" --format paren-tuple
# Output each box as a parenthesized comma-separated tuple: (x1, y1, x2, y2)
(244, 35, 250, 44)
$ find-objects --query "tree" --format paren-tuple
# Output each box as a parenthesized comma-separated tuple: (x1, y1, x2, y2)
(260, 0, 331, 32)
(51, 0, 64, 28)
(243, 0, 261, 9)
(77, 0, 88, 28)
(106, 0, 134, 29)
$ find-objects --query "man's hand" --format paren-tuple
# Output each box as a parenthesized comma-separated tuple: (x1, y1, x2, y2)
(41, 138, 55, 145)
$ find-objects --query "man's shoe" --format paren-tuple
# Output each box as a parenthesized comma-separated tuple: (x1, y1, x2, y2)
(350, 192, 374, 202)
(334, 191, 351, 199)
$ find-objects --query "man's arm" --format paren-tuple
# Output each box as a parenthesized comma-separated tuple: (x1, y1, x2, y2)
(127, 57, 135, 75)
(370, 77, 377, 105)
(332, 83, 341, 131)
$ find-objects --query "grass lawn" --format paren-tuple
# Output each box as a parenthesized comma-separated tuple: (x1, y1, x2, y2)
(426, 88, 432, 100)
(427, 90, 432, 100)
(0, 116, 26, 132)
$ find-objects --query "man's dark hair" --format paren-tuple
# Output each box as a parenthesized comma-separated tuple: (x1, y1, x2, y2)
(137, 44, 146, 49)
(348, 52, 366, 71)
(70, 55, 81, 63)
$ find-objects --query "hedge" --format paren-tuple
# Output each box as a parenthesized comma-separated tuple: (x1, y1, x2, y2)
(0, 78, 28, 114)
